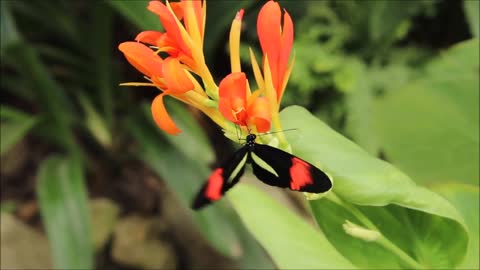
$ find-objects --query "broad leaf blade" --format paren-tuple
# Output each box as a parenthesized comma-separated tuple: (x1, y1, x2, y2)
(464, 0, 479, 38)
(36, 155, 93, 269)
(229, 183, 355, 269)
(431, 183, 480, 270)
(280, 105, 468, 269)
(373, 39, 479, 185)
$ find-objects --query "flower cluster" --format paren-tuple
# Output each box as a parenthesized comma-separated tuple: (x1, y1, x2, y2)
(119, 0, 294, 144)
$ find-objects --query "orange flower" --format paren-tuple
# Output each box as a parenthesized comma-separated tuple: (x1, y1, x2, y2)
(135, 1, 205, 73)
(219, 72, 270, 133)
(118, 0, 295, 144)
(119, 41, 194, 134)
(257, 0, 293, 103)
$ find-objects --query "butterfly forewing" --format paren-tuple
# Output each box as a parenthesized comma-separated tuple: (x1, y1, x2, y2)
(251, 144, 332, 193)
(191, 147, 249, 209)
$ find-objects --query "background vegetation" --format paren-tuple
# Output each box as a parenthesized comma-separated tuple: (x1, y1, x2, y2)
(1, 0, 478, 269)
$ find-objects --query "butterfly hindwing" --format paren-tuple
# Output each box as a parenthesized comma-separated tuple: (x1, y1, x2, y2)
(191, 147, 248, 210)
(251, 144, 332, 193)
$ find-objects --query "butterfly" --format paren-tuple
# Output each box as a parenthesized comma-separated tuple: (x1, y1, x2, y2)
(191, 133, 333, 210)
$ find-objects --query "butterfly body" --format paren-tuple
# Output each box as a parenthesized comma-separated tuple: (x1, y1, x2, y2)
(192, 134, 332, 210)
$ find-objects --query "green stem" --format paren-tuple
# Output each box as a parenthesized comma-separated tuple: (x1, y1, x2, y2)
(377, 235, 425, 270)
(326, 192, 425, 270)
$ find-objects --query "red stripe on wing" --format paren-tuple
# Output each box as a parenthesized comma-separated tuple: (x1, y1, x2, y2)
(289, 157, 313, 190)
(205, 168, 224, 200)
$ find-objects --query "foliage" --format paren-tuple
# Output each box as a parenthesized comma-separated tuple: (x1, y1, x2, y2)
(0, 0, 478, 269)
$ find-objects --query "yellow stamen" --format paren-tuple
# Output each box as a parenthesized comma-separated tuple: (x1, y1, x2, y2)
(201, 1, 206, 41)
(183, 0, 203, 49)
(279, 50, 295, 102)
(263, 55, 277, 113)
(249, 47, 264, 91)
(229, 10, 243, 73)
(263, 55, 287, 148)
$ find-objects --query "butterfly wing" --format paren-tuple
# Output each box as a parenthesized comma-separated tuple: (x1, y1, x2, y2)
(191, 147, 249, 210)
(251, 144, 332, 193)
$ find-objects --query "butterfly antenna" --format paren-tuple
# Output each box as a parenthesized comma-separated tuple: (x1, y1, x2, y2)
(258, 128, 298, 137)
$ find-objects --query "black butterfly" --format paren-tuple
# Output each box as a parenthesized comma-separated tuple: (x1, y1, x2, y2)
(192, 133, 332, 210)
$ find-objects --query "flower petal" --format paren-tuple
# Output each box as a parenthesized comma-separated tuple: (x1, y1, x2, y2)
(118, 41, 163, 78)
(151, 93, 181, 135)
(148, 1, 190, 57)
(162, 57, 194, 94)
(219, 72, 247, 124)
(257, 1, 281, 90)
(257, 1, 293, 101)
(278, 10, 293, 98)
(247, 96, 271, 133)
(182, 0, 204, 45)
(135, 30, 163, 45)
(170, 2, 184, 20)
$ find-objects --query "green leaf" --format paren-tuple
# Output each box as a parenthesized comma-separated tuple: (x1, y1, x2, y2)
(373, 39, 479, 185)
(229, 183, 355, 269)
(430, 182, 479, 269)
(109, 0, 160, 31)
(280, 105, 469, 269)
(77, 92, 112, 148)
(7, 45, 78, 156)
(0, 105, 38, 155)
(464, 0, 479, 37)
(0, 0, 22, 55)
(91, 1, 114, 130)
(161, 99, 214, 167)
(36, 155, 93, 269)
(128, 105, 273, 268)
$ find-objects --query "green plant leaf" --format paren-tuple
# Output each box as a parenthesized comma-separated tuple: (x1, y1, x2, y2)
(229, 183, 355, 269)
(7, 45, 78, 156)
(0, 105, 38, 155)
(91, 1, 114, 130)
(0, 0, 22, 55)
(280, 105, 469, 269)
(430, 182, 479, 269)
(161, 99, 214, 167)
(109, 0, 160, 31)
(464, 0, 479, 38)
(373, 39, 479, 185)
(36, 155, 93, 269)
(77, 92, 112, 148)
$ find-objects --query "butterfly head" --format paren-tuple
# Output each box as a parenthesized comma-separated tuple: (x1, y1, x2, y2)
(246, 134, 257, 147)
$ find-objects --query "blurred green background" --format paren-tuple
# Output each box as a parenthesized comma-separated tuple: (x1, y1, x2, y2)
(1, 0, 478, 269)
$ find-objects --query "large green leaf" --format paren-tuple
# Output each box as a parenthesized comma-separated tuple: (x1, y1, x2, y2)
(0, 105, 38, 155)
(464, 0, 479, 38)
(229, 183, 355, 269)
(128, 102, 273, 268)
(430, 182, 479, 269)
(373, 39, 479, 185)
(36, 155, 93, 269)
(280, 105, 469, 269)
